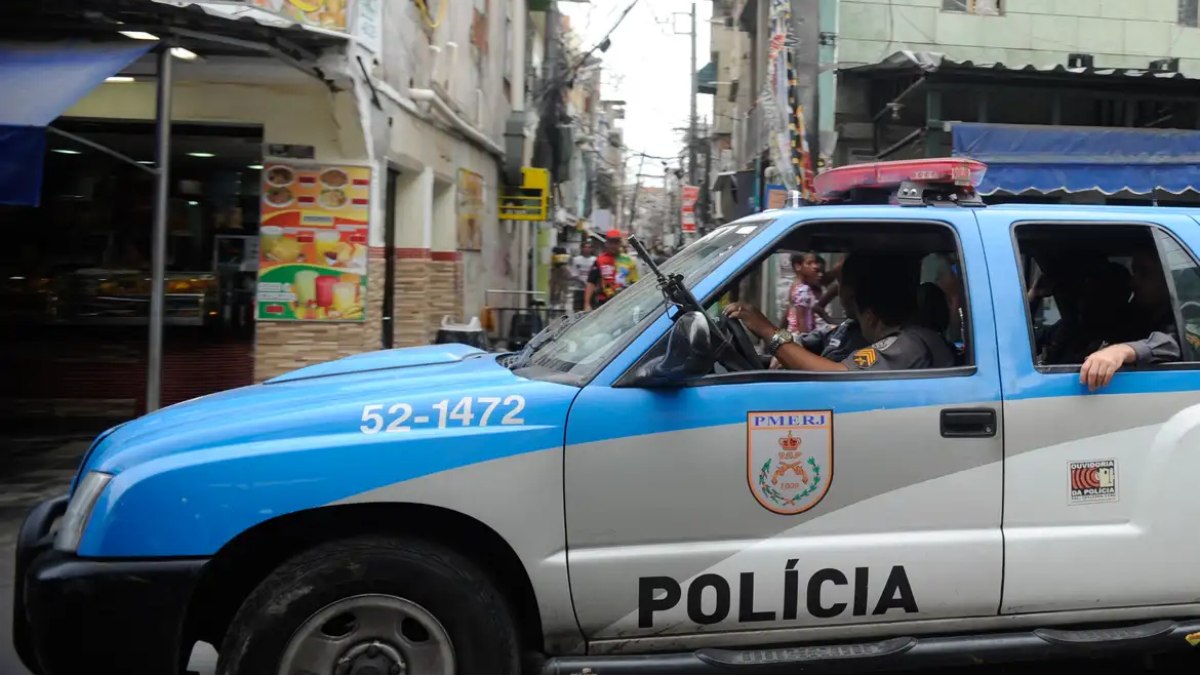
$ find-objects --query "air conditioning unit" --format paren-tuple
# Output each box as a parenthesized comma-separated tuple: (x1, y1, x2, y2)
(1067, 53, 1094, 69)
(1150, 57, 1180, 72)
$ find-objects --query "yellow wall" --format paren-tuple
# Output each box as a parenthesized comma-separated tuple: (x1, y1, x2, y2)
(64, 78, 367, 162)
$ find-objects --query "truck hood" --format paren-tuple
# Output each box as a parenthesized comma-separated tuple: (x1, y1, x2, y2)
(74, 343, 580, 557)
(264, 343, 488, 383)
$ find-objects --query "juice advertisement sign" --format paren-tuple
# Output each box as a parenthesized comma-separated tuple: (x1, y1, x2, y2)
(256, 163, 371, 321)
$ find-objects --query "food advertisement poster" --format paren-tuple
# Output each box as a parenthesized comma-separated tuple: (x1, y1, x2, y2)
(256, 162, 370, 322)
(252, 0, 350, 32)
(457, 169, 484, 251)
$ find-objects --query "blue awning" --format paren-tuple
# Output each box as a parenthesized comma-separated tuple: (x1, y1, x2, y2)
(0, 39, 155, 206)
(951, 122, 1200, 196)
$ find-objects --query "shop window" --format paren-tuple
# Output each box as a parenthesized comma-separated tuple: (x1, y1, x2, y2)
(1182, 0, 1199, 27)
(942, 0, 1002, 15)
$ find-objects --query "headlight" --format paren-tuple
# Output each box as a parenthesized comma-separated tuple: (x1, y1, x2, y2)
(54, 471, 112, 553)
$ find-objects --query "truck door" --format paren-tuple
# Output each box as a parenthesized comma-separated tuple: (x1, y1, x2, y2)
(564, 210, 1005, 645)
(978, 210, 1200, 614)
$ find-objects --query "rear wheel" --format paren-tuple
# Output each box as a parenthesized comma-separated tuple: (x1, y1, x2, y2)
(216, 536, 520, 675)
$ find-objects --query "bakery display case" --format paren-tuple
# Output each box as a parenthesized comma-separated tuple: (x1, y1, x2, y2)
(56, 269, 218, 326)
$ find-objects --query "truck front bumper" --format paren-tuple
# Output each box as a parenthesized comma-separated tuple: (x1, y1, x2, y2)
(12, 494, 209, 675)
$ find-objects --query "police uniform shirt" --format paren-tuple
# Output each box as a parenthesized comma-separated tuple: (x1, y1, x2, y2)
(798, 320, 868, 363)
(842, 325, 955, 371)
(1126, 330, 1180, 365)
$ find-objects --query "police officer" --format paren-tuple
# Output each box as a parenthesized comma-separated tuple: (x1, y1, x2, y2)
(725, 254, 954, 372)
(1078, 247, 1181, 391)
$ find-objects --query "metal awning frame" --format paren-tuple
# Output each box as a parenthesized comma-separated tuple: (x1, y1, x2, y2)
(847, 58, 1200, 161)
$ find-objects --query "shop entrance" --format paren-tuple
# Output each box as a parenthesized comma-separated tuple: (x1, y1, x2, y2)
(0, 118, 264, 426)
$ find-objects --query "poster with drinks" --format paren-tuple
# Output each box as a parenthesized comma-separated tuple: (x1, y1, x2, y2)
(256, 162, 370, 322)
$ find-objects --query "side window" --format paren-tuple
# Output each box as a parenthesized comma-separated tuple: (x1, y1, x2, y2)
(653, 220, 974, 377)
(1015, 223, 1198, 368)
(1154, 229, 1200, 360)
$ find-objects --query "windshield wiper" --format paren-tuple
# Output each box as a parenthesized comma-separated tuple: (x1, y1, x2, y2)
(509, 310, 588, 369)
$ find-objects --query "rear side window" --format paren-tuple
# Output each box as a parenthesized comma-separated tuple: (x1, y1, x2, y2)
(1014, 223, 1200, 368)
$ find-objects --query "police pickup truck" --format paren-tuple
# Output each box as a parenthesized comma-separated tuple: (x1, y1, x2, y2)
(14, 159, 1200, 675)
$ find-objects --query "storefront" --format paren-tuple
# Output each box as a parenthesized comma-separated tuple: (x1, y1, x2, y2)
(0, 1, 369, 425)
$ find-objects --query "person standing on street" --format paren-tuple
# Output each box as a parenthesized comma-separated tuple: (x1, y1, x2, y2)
(785, 252, 832, 334)
(584, 229, 639, 310)
(570, 240, 596, 311)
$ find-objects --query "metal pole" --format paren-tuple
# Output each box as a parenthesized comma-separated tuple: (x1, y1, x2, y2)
(810, 0, 821, 169)
(147, 45, 173, 413)
(688, 1, 698, 186)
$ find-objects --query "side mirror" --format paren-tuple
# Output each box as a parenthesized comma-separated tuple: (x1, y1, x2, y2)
(628, 311, 718, 387)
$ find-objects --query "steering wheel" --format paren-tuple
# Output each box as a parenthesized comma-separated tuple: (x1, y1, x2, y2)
(714, 313, 761, 371)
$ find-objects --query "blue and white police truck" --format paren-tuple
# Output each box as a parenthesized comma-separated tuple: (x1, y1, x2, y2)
(14, 159, 1200, 675)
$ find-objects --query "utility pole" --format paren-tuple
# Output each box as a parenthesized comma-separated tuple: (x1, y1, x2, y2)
(688, 1, 698, 186)
(627, 152, 647, 231)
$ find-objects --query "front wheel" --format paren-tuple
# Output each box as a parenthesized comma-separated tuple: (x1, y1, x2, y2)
(216, 536, 521, 675)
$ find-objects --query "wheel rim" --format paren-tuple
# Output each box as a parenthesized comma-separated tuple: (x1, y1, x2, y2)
(277, 594, 455, 675)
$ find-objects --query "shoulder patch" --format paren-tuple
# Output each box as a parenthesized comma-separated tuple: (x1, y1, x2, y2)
(873, 335, 899, 351)
(852, 348, 878, 368)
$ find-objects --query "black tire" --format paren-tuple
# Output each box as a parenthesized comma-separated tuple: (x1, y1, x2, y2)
(216, 535, 521, 675)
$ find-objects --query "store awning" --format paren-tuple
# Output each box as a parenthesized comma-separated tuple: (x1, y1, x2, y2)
(951, 122, 1200, 196)
(0, 39, 154, 205)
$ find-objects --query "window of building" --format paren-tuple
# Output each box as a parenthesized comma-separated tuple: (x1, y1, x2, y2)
(942, 0, 1002, 15)
(1015, 223, 1200, 369)
(1181, 0, 1199, 27)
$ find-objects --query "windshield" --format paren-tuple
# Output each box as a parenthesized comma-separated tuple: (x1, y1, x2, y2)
(519, 219, 771, 381)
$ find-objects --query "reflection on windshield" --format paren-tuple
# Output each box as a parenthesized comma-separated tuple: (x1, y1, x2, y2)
(523, 220, 770, 380)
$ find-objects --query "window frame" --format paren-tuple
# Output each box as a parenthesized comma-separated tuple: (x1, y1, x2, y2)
(613, 217, 980, 388)
(1009, 219, 1200, 375)
(1181, 0, 1199, 28)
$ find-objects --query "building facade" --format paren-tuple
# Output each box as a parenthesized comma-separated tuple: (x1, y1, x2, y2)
(0, 0, 555, 423)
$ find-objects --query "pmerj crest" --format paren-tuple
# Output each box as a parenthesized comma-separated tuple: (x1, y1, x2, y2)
(747, 412, 833, 515)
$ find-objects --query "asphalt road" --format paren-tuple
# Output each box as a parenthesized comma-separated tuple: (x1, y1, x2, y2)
(0, 432, 1194, 675)
(0, 431, 217, 675)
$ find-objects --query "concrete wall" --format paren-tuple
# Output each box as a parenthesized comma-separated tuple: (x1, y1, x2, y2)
(839, 0, 1200, 74)
(362, 0, 525, 342)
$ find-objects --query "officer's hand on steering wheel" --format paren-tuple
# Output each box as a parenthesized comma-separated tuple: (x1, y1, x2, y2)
(722, 302, 775, 341)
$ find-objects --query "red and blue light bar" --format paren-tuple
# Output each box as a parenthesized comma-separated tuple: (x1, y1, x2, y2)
(813, 158, 988, 203)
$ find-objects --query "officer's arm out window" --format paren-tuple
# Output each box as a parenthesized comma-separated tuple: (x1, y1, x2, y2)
(1015, 223, 1195, 378)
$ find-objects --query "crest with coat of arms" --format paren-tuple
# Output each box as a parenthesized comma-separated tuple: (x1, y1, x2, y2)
(746, 411, 833, 515)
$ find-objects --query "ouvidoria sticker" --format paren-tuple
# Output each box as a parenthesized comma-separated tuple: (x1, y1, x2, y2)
(1069, 459, 1118, 504)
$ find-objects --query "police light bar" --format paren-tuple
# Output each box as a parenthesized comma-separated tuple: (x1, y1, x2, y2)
(814, 158, 988, 205)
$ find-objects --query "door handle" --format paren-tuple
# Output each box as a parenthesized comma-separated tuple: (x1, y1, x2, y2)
(940, 408, 997, 438)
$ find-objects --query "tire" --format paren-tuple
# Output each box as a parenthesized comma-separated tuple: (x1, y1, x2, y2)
(216, 536, 521, 675)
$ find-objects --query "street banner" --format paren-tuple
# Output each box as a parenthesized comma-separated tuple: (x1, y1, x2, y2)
(251, 0, 350, 32)
(680, 185, 700, 233)
(256, 162, 370, 321)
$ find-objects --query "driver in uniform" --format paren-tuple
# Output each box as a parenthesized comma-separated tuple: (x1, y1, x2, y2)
(725, 255, 955, 372)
